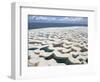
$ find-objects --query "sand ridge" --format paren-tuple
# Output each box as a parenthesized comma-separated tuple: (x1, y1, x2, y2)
(28, 27, 88, 66)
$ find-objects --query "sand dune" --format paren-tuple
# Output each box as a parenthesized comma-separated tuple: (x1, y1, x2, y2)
(28, 27, 88, 66)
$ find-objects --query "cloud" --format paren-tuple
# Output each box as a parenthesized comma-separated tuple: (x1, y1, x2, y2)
(59, 17, 85, 22)
(31, 16, 56, 21)
(35, 16, 48, 20)
(29, 15, 87, 24)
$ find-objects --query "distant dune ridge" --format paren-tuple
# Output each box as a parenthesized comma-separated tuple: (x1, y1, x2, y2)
(28, 27, 88, 66)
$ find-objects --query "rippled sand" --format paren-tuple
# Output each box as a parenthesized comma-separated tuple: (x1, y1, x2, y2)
(28, 27, 88, 67)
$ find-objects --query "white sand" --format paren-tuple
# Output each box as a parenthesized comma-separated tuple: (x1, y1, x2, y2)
(28, 27, 88, 66)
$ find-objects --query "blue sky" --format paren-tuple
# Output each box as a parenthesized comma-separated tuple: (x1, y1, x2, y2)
(28, 15, 87, 24)
(28, 15, 88, 29)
